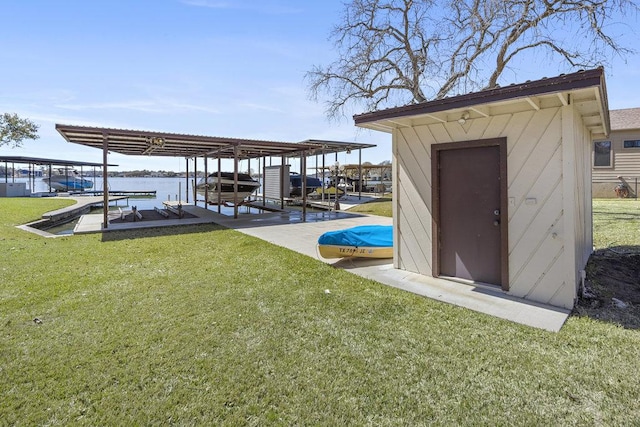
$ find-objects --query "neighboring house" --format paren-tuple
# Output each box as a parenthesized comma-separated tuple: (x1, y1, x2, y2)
(592, 107, 640, 198)
(354, 68, 609, 310)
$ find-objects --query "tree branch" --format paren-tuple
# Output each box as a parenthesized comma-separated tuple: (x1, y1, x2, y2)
(306, 0, 638, 118)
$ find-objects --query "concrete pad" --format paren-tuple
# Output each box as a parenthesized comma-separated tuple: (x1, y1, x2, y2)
(330, 259, 570, 331)
(73, 208, 216, 234)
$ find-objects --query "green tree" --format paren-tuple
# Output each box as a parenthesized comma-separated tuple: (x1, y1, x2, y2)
(0, 113, 39, 148)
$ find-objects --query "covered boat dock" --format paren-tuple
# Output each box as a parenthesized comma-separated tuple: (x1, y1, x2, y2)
(0, 155, 117, 196)
(55, 124, 376, 228)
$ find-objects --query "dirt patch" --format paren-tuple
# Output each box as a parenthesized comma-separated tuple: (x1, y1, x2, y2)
(573, 247, 640, 329)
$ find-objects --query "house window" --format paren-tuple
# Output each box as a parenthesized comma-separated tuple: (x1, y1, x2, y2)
(594, 141, 612, 167)
(623, 140, 640, 148)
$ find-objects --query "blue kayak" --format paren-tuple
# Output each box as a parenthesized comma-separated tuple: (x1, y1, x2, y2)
(318, 225, 393, 258)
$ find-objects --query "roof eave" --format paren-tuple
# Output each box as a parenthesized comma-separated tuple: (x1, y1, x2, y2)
(354, 68, 608, 131)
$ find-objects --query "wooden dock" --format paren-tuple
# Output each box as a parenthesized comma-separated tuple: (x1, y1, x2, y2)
(40, 196, 129, 225)
(162, 200, 189, 217)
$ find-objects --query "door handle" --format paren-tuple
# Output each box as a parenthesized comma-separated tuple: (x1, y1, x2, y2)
(493, 209, 500, 216)
(493, 220, 500, 226)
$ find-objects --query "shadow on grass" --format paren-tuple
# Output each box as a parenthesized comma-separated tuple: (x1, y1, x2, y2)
(592, 212, 640, 220)
(362, 197, 392, 204)
(572, 245, 640, 329)
(101, 223, 226, 242)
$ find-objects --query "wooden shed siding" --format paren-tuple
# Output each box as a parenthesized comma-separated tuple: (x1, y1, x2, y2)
(502, 108, 567, 304)
(572, 107, 594, 282)
(564, 105, 578, 290)
(395, 126, 434, 275)
(397, 172, 432, 274)
(532, 252, 571, 306)
(509, 170, 564, 287)
(395, 105, 586, 308)
(562, 106, 593, 306)
(392, 132, 400, 268)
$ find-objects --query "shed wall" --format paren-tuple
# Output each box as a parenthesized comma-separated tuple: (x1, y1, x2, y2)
(394, 105, 590, 308)
(571, 106, 594, 294)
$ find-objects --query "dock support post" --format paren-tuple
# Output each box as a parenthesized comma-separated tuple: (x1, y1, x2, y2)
(302, 151, 307, 222)
(102, 131, 109, 229)
(358, 149, 362, 200)
(185, 158, 189, 204)
(217, 158, 222, 214)
(262, 156, 266, 207)
(321, 149, 326, 204)
(233, 145, 239, 219)
(280, 156, 285, 210)
(204, 155, 208, 209)
(192, 159, 197, 207)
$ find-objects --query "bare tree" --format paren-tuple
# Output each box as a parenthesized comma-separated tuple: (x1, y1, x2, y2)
(307, 0, 637, 118)
(0, 113, 39, 148)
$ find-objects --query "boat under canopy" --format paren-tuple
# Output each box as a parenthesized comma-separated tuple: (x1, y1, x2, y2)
(196, 172, 260, 203)
(43, 168, 93, 191)
(289, 173, 322, 197)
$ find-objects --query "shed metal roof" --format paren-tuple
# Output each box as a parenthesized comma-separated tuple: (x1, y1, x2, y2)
(55, 124, 376, 159)
(354, 68, 610, 139)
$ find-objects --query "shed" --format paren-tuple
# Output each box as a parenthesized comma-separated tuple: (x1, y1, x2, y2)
(354, 68, 610, 309)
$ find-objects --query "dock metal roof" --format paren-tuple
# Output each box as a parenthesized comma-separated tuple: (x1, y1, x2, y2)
(0, 155, 117, 168)
(55, 124, 376, 159)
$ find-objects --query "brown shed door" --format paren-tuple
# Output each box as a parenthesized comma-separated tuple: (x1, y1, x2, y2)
(437, 145, 503, 286)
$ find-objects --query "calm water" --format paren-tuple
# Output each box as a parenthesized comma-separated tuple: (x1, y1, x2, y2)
(11, 176, 203, 210)
(105, 177, 199, 209)
(8, 176, 271, 226)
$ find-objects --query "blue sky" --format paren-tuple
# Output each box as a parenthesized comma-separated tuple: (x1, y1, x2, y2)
(1, 0, 639, 172)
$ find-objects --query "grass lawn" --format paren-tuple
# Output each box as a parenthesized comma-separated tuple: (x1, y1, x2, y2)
(592, 198, 640, 248)
(1, 198, 639, 425)
(348, 197, 392, 217)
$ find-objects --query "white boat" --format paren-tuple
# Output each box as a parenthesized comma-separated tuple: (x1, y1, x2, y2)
(196, 172, 260, 203)
(43, 168, 93, 191)
(329, 175, 355, 192)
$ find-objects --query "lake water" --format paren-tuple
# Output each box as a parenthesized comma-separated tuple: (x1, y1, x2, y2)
(102, 177, 200, 210)
(7, 176, 278, 230)
(11, 176, 211, 210)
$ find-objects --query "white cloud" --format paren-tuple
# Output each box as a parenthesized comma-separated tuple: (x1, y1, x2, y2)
(54, 100, 220, 115)
(236, 102, 283, 113)
(180, 0, 302, 15)
(180, 0, 232, 9)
